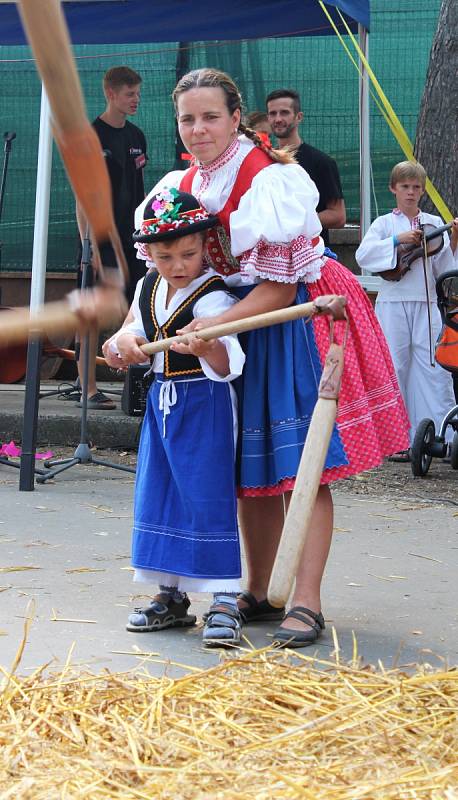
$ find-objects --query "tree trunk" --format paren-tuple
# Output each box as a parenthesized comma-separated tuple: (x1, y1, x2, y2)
(414, 0, 458, 215)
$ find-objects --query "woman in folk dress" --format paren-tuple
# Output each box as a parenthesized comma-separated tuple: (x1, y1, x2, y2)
(117, 68, 409, 647)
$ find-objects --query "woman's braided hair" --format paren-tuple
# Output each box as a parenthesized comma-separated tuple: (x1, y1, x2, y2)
(172, 68, 297, 166)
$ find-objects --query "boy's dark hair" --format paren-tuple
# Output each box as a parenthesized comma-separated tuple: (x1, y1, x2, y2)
(265, 89, 301, 114)
(103, 66, 142, 91)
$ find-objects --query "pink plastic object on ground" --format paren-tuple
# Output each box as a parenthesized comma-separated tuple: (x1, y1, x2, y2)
(0, 440, 53, 460)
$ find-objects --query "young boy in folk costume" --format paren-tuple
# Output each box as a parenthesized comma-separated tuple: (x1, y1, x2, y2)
(113, 188, 246, 646)
(356, 161, 458, 459)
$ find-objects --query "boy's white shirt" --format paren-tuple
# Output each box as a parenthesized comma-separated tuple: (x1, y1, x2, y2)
(112, 268, 245, 382)
(356, 210, 457, 302)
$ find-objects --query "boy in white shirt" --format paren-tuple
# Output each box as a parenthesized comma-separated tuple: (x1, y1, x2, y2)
(356, 161, 458, 458)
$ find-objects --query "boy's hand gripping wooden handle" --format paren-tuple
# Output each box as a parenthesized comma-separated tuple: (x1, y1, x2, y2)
(267, 341, 345, 609)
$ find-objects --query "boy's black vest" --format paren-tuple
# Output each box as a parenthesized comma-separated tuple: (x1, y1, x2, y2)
(139, 271, 228, 378)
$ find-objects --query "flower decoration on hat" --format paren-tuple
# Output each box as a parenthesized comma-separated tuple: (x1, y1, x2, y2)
(147, 187, 182, 227)
(133, 188, 219, 245)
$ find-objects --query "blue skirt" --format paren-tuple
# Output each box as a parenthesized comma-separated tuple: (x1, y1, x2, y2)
(132, 375, 241, 580)
(234, 283, 348, 491)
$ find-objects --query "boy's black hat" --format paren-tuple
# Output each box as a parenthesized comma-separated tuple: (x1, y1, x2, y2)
(133, 188, 218, 243)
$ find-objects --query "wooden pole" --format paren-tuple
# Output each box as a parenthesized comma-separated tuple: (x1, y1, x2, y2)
(268, 342, 345, 608)
(140, 295, 347, 356)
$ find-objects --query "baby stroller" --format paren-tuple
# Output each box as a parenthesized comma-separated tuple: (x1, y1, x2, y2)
(411, 270, 458, 476)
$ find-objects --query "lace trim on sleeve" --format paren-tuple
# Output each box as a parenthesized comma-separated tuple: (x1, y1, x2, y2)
(239, 235, 324, 284)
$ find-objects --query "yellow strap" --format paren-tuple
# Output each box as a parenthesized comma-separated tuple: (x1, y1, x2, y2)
(318, 1, 453, 222)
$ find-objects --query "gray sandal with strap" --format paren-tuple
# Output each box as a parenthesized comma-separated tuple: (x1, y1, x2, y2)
(126, 593, 196, 632)
(202, 590, 285, 624)
(273, 606, 325, 648)
(202, 602, 242, 647)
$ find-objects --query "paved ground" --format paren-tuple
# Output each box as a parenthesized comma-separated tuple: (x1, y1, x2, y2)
(1, 459, 457, 679)
(1, 380, 457, 678)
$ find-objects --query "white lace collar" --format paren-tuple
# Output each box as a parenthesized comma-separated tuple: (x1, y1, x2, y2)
(197, 136, 241, 176)
(392, 208, 422, 229)
(192, 137, 254, 214)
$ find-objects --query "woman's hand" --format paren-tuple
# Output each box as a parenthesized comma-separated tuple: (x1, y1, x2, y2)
(450, 217, 458, 253)
(171, 332, 218, 358)
(176, 316, 222, 335)
(116, 333, 149, 365)
(172, 334, 230, 376)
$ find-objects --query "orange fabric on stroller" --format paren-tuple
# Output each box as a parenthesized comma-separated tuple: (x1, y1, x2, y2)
(435, 271, 458, 373)
(436, 318, 458, 372)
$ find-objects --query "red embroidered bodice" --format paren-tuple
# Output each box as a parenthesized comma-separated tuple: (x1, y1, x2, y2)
(179, 147, 273, 276)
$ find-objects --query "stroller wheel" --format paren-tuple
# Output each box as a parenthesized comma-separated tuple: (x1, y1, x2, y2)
(411, 419, 435, 477)
(451, 432, 458, 470)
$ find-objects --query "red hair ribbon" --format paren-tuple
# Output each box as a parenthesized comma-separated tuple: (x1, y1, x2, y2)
(258, 132, 272, 149)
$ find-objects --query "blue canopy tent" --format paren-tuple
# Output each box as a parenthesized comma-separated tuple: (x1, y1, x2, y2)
(0, 0, 370, 489)
(0, 1, 371, 235)
(1, 2, 369, 45)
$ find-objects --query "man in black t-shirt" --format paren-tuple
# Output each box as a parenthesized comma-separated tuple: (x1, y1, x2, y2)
(75, 66, 147, 408)
(266, 89, 345, 246)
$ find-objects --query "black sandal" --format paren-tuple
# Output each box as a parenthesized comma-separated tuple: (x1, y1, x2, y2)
(126, 593, 196, 632)
(273, 606, 325, 648)
(203, 602, 242, 647)
(78, 390, 116, 410)
(237, 590, 285, 624)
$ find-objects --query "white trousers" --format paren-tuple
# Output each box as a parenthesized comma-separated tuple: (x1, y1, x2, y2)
(376, 301, 455, 444)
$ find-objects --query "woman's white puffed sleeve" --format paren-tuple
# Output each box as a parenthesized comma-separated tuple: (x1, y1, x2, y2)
(229, 163, 325, 284)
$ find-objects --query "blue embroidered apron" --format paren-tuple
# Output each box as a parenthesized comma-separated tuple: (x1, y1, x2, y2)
(132, 375, 241, 580)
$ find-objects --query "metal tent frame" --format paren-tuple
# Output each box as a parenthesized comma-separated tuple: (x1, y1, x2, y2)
(0, 0, 371, 490)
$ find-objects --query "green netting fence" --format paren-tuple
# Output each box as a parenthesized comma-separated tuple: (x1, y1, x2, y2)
(0, 0, 442, 273)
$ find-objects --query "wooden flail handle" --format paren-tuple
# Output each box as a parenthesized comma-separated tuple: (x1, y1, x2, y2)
(140, 295, 347, 356)
(17, 0, 127, 287)
(44, 346, 106, 367)
(0, 301, 119, 347)
(268, 342, 345, 608)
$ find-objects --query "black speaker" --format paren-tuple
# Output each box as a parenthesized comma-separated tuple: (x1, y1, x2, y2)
(121, 365, 152, 416)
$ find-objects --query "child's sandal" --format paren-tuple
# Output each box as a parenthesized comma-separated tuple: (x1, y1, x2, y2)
(202, 602, 242, 647)
(126, 592, 196, 632)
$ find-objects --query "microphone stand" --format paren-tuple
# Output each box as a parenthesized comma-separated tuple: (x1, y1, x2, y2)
(0, 132, 16, 250)
(36, 226, 135, 483)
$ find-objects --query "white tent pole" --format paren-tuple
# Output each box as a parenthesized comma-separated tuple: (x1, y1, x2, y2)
(357, 23, 379, 293)
(30, 85, 53, 311)
(19, 85, 53, 492)
(358, 24, 370, 238)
